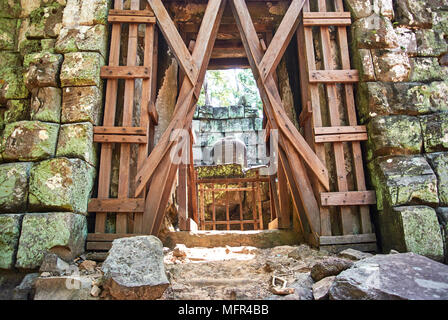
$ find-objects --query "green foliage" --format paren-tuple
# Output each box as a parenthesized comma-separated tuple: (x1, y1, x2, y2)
(198, 69, 262, 109)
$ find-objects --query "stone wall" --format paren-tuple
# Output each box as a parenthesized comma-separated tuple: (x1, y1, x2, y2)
(192, 104, 264, 167)
(0, 0, 109, 270)
(348, 0, 448, 262)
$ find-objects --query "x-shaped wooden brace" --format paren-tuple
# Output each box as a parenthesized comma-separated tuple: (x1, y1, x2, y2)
(135, 0, 330, 236)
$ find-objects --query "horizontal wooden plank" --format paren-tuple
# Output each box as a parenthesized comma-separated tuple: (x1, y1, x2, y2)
(87, 242, 112, 251)
(87, 233, 141, 242)
(101, 66, 151, 79)
(88, 198, 145, 213)
(108, 9, 154, 17)
(198, 187, 255, 192)
(320, 242, 378, 254)
(94, 134, 147, 144)
(197, 177, 270, 184)
(203, 220, 258, 225)
(309, 70, 359, 83)
(303, 18, 351, 26)
(303, 12, 351, 19)
(314, 126, 367, 136)
(320, 233, 377, 246)
(108, 15, 156, 24)
(320, 191, 377, 207)
(315, 133, 368, 143)
(94, 127, 147, 136)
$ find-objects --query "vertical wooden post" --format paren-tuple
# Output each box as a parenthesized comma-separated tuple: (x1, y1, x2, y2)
(178, 163, 188, 230)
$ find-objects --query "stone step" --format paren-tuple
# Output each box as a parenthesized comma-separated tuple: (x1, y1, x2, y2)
(160, 230, 301, 249)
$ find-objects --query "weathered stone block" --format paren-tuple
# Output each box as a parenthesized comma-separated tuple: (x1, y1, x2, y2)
(433, 11, 448, 35)
(79, 0, 109, 26)
(55, 24, 108, 57)
(0, 162, 32, 213)
(367, 115, 423, 160)
(61, 86, 102, 125)
(209, 119, 223, 133)
(24, 52, 63, 89)
(405, 81, 448, 114)
(16, 212, 87, 269)
(244, 106, 260, 118)
(379, 206, 444, 261)
(197, 105, 213, 119)
(0, 67, 28, 103)
(353, 49, 376, 81)
(26, 2, 64, 39)
(352, 14, 398, 49)
(0, 214, 22, 270)
(395, 27, 417, 56)
(344, 0, 394, 20)
(426, 152, 448, 206)
(420, 112, 448, 153)
(409, 58, 444, 82)
(0, 0, 22, 18)
(212, 107, 228, 119)
(229, 105, 244, 118)
(371, 49, 411, 82)
(369, 155, 439, 210)
(415, 29, 448, 57)
(0, 17, 17, 50)
(56, 122, 96, 166)
(0, 121, 59, 162)
(30, 87, 62, 123)
(0, 51, 20, 69)
(28, 158, 95, 214)
(395, 0, 433, 28)
(4, 100, 30, 124)
(60, 52, 104, 87)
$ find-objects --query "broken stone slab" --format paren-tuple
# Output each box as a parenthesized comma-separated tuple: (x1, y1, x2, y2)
(34, 276, 96, 300)
(0, 214, 23, 269)
(55, 24, 108, 58)
(266, 273, 313, 301)
(329, 253, 448, 300)
(56, 122, 96, 166)
(338, 249, 373, 261)
(12, 273, 39, 300)
(61, 86, 103, 125)
(78, 260, 97, 273)
(0, 162, 32, 213)
(60, 52, 104, 87)
(102, 236, 169, 300)
(25, 2, 64, 39)
(312, 276, 336, 300)
(0, 121, 59, 162)
(366, 115, 423, 161)
(368, 155, 439, 210)
(173, 244, 187, 258)
(39, 252, 70, 274)
(23, 52, 63, 90)
(30, 87, 62, 123)
(15, 212, 87, 269)
(378, 206, 444, 262)
(426, 152, 448, 206)
(420, 112, 448, 153)
(28, 158, 95, 214)
(310, 258, 354, 282)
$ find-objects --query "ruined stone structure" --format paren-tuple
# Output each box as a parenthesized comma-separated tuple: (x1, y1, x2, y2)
(0, 0, 447, 279)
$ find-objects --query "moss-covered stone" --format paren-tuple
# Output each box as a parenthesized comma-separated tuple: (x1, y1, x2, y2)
(426, 152, 448, 206)
(378, 206, 444, 262)
(394, 27, 417, 56)
(56, 122, 96, 166)
(61, 86, 102, 125)
(409, 58, 444, 82)
(197, 164, 245, 179)
(371, 49, 411, 82)
(18, 39, 42, 56)
(0, 17, 18, 50)
(0, 162, 32, 213)
(79, 0, 108, 26)
(0, 214, 22, 270)
(26, 1, 64, 39)
(229, 105, 244, 118)
(344, 0, 394, 20)
(55, 24, 108, 58)
(420, 112, 448, 153)
(353, 49, 376, 81)
(366, 115, 423, 160)
(352, 14, 398, 49)
(30, 87, 61, 123)
(0, 0, 22, 18)
(4, 100, 30, 123)
(395, 0, 433, 28)
(24, 52, 63, 89)
(415, 29, 448, 57)
(0, 121, 59, 161)
(405, 81, 448, 114)
(369, 155, 439, 211)
(0, 67, 28, 103)
(0, 52, 20, 69)
(60, 52, 104, 87)
(28, 158, 95, 214)
(15, 212, 87, 269)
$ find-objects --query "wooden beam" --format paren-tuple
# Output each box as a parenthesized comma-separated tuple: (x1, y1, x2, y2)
(94, 135, 147, 144)
(303, 18, 351, 27)
(314, 126, 367, 136)
(309, 70, 359, 83)
(320, 191, 377, 207)
(320, 233, 377, 245)
(94, 127, 147, 135)
(108, 15, 156, 24)
(88, 199, 145, 213)
(315, 133, 368, 143)
(87, 233, 141, 242)
(108, 9, 154, 17)
(100, 66, 151, 79)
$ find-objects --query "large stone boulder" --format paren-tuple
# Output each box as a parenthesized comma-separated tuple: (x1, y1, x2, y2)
(102, 236, 169, 300)
(0, 121, 59, 162)
(56, 123, 96, 166)
(28, 158, 95, 214)
(329, 253, 448, 300)
(0, 214, 23, 269)
(34, 276, 95, 300)
(0, 162, 32, 213)
(311, 258, 354, 282)
(15, 212, 87, 269)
